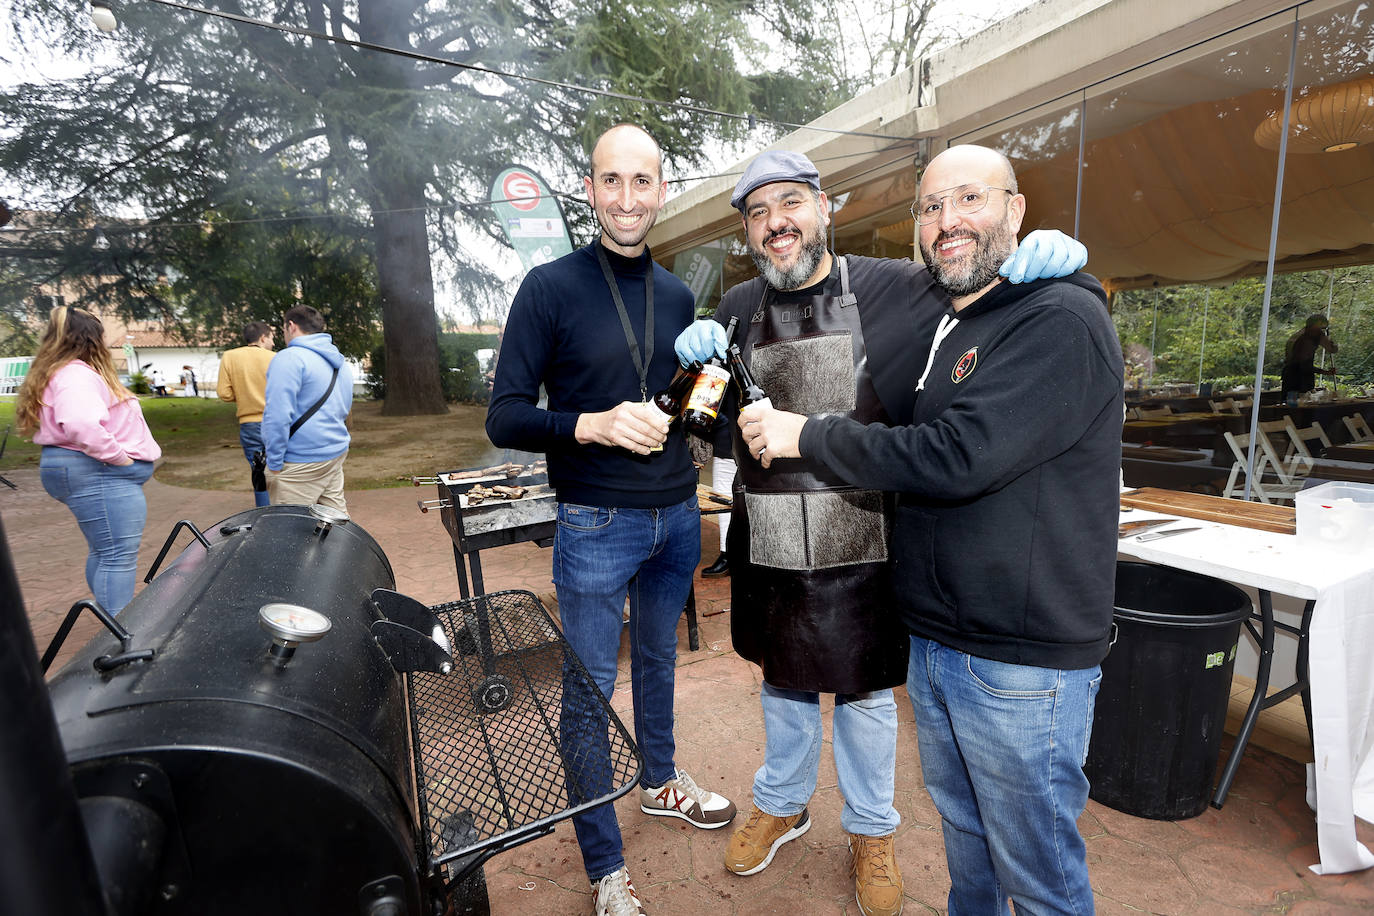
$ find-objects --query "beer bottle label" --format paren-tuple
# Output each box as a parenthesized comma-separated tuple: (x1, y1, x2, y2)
(685, 364, 730, 420)
(646, 402, 674, 453)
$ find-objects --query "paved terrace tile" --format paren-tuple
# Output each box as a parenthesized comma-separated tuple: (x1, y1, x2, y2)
(4, 468, 1373, 914)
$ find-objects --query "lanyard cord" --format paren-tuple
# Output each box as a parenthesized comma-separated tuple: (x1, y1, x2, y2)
(916, 313, 960, 392)
(596, 244, 654, 401)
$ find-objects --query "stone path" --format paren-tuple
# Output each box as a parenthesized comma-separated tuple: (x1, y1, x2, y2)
(6, 467, 1373, 914)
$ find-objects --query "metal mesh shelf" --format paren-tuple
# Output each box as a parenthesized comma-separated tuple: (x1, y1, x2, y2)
(407, 589, 641, 876)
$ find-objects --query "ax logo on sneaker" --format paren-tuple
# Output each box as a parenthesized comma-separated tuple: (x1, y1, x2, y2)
(952, 347, 978, 383)
(652, 786, 689, 812)
(637, 767, 738, 829)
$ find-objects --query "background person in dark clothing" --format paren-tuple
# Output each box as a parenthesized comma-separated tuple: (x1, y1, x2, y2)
(1281, 313, 1338, 405)
(485, 123, 735, 916)
(743, 145, 1123, 915)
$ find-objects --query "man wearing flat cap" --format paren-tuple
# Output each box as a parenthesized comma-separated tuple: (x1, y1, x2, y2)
(675, 149, 1086, 915)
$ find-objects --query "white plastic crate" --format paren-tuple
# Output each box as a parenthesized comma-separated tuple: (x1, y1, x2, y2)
(1296, 481, 1374, 553)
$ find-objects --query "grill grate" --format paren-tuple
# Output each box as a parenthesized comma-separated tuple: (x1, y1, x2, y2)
(408, 589, 641, 875)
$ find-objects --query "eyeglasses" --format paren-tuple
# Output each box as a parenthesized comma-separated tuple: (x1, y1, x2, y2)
(910, 183, 1014, 225)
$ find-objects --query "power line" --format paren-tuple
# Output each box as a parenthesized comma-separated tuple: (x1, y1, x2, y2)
(141, 0, 912, 143)
(3, 141, 917, 234)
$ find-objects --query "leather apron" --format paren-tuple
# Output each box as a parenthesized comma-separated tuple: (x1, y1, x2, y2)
(728, 256, 908, 694)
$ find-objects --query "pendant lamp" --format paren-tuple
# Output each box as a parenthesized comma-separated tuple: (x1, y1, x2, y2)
(1254, 77, 1374, 153)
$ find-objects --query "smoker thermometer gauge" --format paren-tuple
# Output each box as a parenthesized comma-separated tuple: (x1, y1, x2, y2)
(309, 503, 350, 534)
(259, 603, 331, 658)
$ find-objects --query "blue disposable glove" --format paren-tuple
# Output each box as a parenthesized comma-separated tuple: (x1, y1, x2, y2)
(999, 229, 1088, 284)
(674, 318, 728, 366)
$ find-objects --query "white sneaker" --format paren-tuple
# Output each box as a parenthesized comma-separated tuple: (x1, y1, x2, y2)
(592, 866, 646, 916)
(639, 767, 737, 829)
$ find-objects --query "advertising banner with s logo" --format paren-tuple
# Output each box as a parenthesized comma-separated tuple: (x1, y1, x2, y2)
(490, 166, 573, 274)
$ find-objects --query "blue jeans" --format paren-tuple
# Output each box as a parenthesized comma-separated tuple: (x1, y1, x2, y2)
(907, 635, 1101, 916)
(239, 421, 270, 507)
(553, 494, 700, 881)
(39, 446, 154, 615)
(754, 683, 899, 836)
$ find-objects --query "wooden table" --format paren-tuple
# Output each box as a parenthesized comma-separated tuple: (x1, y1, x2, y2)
(1323, 441, 1374, 463)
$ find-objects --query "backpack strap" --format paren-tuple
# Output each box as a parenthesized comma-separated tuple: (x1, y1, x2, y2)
(289, 360, 340, 438)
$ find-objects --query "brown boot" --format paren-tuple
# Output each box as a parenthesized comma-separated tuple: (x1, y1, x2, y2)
(848, 831, 903, 915)
(723, 805, 811, 875)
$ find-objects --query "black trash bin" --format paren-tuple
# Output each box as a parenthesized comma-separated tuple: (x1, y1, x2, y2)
(1084, 561, 1252, 820)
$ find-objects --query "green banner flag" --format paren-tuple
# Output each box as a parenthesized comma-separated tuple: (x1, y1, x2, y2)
(671, 242, 725, 314)
(490, 166, 574, 274)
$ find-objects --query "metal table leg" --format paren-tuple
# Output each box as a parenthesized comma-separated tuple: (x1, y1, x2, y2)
(1212, 592, 1315, 808)
(1212, 589, 1275, 807)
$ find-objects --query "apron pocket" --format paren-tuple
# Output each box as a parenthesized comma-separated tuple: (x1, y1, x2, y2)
(745, 489, 887, 570)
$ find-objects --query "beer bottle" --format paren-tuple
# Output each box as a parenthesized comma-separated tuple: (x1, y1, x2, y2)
(646, 361, 701, 452)
(728, 343, 770, 409)
(682, 316, 738, 434)
(650, 361, 702, 423)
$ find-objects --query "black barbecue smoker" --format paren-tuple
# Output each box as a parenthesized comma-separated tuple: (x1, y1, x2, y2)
(0, 504, 639, 916)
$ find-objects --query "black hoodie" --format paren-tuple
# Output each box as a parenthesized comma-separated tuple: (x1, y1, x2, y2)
(800, 272, 1124, 669)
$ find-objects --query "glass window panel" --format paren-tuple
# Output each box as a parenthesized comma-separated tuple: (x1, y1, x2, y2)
(829, 169, 918, 259)
(1082, 11, 1295, 406)
(1269, 0, 1374, 403)
(952, 97, 1083, 236)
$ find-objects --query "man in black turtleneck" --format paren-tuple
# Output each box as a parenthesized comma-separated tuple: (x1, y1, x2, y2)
(486, 124, 735, 916)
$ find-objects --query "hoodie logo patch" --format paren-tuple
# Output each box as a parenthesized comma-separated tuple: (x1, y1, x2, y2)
(952, 347, 978, 383)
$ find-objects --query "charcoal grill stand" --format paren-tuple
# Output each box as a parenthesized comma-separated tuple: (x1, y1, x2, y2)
(433, 470, 723, 651)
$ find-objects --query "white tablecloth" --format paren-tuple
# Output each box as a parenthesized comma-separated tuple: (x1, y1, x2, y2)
(1117, 510, 1374, 874)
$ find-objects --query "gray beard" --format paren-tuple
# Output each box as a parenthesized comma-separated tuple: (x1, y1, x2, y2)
(922, 221, 1016, 297)
(750, 230, 828, 291)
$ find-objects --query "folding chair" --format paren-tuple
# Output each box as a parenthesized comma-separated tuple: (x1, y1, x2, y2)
(1136, 405, 1173, 419)
(1209, 397, 1239, 414)
(1344, 413, 1373, 443)
(1221, 430, 1303, 504)
(0, 426, 16, 491)
(1278, 418, 1331, 474)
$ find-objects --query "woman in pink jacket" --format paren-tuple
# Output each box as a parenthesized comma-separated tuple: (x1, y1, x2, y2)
(17, 307, 161, 614)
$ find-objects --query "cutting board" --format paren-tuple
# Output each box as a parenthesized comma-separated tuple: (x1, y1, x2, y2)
(1120, 487, 1296, 535)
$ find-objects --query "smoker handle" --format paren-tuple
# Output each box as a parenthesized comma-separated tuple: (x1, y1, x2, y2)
(143, 519, 212, 583)
(40, 598, 155, 674)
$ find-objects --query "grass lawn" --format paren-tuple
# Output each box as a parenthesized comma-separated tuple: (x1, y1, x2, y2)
(0, 396, 239, 470)
(0, 395, 506, 490)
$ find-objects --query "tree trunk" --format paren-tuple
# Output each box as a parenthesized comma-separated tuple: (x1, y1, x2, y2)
(372, 181, 448, 416)
(359, 0, 447, 417)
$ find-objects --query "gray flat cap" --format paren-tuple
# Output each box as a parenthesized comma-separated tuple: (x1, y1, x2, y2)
(730, 150, 821, 212)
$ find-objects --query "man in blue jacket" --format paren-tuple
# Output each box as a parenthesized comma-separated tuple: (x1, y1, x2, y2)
(739, 144, 1124, 915)
(262, 304, 353, 512)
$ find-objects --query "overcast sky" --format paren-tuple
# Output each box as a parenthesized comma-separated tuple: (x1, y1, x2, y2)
(0, 0, 1038, 296)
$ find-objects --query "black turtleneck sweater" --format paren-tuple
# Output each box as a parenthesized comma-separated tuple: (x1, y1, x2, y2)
(486, 242, 698, 508)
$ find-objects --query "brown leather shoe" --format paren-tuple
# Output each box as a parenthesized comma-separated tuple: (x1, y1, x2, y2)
(723, 805, 810, 875)
(848, 831, 904, 915)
